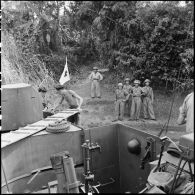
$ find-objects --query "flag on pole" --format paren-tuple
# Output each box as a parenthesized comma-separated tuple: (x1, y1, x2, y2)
(59, 56, 70, 85)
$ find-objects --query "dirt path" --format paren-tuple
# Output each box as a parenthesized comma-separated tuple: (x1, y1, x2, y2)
(70, 66, 186, 141)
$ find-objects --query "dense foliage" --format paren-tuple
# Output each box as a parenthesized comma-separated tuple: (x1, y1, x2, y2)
(2, 1, 194, 91)
(69, 1, 194, 90)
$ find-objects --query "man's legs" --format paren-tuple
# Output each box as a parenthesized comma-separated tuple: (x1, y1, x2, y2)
(124, 99, 130, 116)
(115, 100, 120, 120)
(91, 81, 95, 98)
(95, 81, 101, 98)
(148, 99, 156, 120)
(130, 98, 136, 120)
(135, 97, 141, 120)
(143, 98, 149, 119)
(128, 97, 131, 117)
(119, 101, 125, 120)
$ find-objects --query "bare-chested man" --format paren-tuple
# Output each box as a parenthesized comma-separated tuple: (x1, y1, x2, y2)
(52, 84, 83, 124)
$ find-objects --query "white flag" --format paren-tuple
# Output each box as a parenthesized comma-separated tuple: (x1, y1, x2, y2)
(59, 57, 70, 85)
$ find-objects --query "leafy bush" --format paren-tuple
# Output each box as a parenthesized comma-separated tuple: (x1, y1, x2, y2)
(2, 1, 194, 92)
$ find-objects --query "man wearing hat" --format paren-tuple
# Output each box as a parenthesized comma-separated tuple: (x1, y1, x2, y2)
(38, 86, 53, 118)
(38, 86, 48, 110)
(123, 78, 133, 116)
(52, 84, 83, 124)
(142, 79, 156, 120)
(113, 83, 128, 121)
(89, 67, 103, 98)
(130, 80, 144, 120)
(53, 84, 83, 110)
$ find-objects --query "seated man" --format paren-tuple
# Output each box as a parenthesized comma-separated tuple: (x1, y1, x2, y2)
(52, 84, 83, 125)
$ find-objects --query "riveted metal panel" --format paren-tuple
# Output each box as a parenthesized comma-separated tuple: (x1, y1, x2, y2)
(84, 124, 120, 192)
(117, 124, 162, 193)
(1, 123, 165, 193)
(1, 125, 83, 186)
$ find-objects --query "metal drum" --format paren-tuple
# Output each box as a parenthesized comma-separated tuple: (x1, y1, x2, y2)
(1, 83, 43, 131)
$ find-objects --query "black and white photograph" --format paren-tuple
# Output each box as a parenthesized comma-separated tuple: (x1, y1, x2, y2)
(1, 1, 194, 194)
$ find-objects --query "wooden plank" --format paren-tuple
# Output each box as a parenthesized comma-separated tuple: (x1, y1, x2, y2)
(46, 117, 63, 119)
(13, 130, 36, 134)
(1, 135, 28, 146)
(1, 130, 43, 148)
(28, 120, 55, 126)
(43, 118, 60, 121)
(60, 110, 79, 113)
(1, 139, 11, 143)
(5, 133, 30, 141)
(1, 142, 10, 147)
(48, 116, 65, 118)
(1, 111, 79, 148)
(50, 112, 78, 118)
(1, 132, 14, 140)
(28, 124, 46, 127)
(28, 119, 58, 127)
(20, 126, 45, 130)
(1, 128, 45, 148)
(19, 128, 42, 131)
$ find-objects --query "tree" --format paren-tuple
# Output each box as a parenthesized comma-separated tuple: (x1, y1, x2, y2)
(2, 1, 194, 91)
(74, 1, 193, 89)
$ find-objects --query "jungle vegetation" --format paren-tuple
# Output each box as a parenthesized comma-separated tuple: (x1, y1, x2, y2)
(1, 1, 194, 91)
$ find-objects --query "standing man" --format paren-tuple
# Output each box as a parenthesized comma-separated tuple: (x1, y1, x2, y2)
(142, 79, 156, 120)
(89, 67, 103, 98)
(38, 86, 53, 118)
(177, 85, 194, 133)
(113, 83, 128, 121)
(52, 84, 83, 124)
(123, 78, 133, 116)
(129, 80, 144, 121)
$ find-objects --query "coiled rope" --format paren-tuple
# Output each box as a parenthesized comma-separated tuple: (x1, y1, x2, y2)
(46, 119, 70, 133)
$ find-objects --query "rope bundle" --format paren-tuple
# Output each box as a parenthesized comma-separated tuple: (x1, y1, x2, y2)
(46, 119, 70, 133)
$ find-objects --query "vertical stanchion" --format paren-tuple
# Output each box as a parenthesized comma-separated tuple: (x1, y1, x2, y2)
(1, 160, 10, 193)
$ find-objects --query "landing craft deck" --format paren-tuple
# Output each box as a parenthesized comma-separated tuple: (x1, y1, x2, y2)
(1, 110, 79, 148)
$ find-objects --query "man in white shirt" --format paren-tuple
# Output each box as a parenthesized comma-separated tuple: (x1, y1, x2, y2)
(89, 67, 103, 98)
(177, 86, 194, 133)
